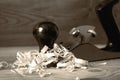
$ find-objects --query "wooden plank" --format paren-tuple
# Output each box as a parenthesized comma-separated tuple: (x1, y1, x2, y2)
(0, 59, 120, 80)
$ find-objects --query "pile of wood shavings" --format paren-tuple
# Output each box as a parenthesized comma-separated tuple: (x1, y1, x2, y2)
(12, 43, 88, 77)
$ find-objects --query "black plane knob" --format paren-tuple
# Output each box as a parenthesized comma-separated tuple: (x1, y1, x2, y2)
(33, 21, 59, 51)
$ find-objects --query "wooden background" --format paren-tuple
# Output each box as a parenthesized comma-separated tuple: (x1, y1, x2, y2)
(0, 0, 120, 47)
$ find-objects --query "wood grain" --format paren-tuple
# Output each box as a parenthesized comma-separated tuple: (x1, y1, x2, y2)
(0, 0, 112, 46)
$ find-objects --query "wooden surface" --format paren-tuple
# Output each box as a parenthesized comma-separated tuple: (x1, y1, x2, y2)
(0, 0, 120, 46)
(0, 46, 120, 80)
(0, 45, 120, 62)
(0, 59, 120, 80)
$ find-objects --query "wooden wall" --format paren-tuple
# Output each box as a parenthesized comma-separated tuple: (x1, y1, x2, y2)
(0, 0, 120, 46)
